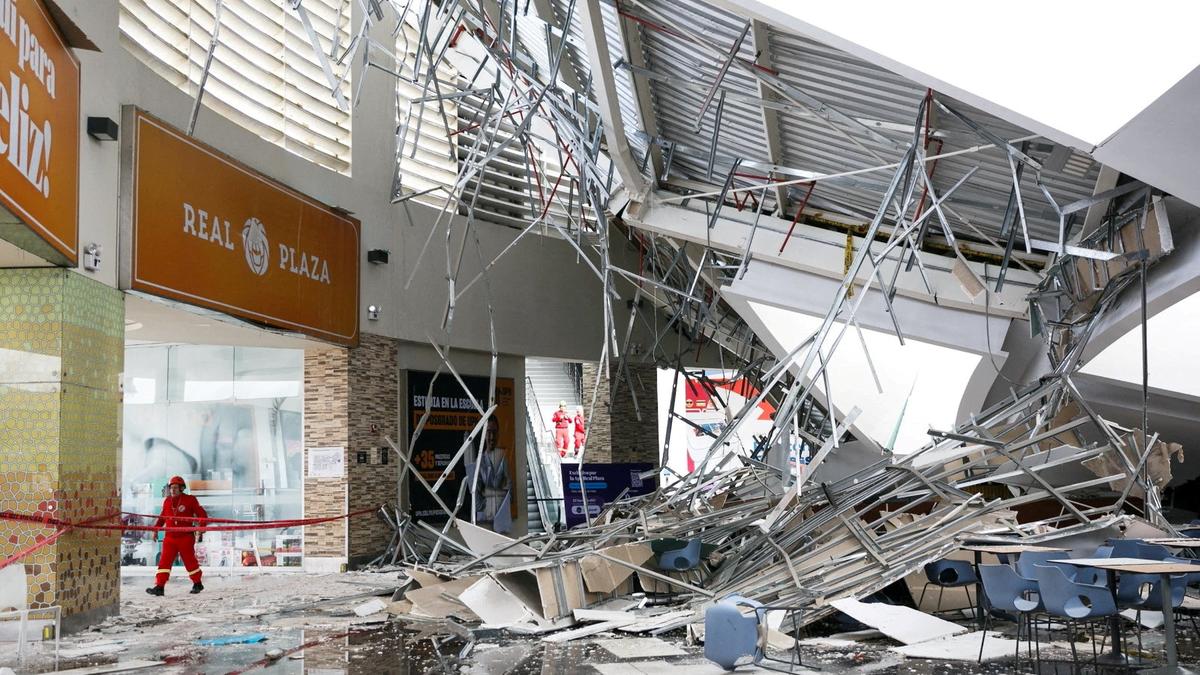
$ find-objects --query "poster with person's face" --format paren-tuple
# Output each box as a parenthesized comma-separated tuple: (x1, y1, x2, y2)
(407, 371, 517, 532)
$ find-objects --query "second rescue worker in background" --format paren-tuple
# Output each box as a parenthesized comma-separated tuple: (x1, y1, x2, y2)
(552, 401, 572, 458)
(573, 407, 587, 454)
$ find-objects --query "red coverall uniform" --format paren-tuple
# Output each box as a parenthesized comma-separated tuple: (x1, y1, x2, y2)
(552, 410, 571, 453)
(153, 494, 207, 587)
(573, 414, 586, 451)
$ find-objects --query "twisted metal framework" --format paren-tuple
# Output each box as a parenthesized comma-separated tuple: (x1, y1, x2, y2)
(268, 0, 1180, 628)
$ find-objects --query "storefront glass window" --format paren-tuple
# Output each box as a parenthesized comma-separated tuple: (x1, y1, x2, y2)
(122, 345, 304, 568)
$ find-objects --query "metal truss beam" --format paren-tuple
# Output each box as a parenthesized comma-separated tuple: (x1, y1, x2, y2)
(617, 10, 663, 180)
(627, 196, 1034, 318)
(579, 0, 650, 198)
(749, 19, 788, 216)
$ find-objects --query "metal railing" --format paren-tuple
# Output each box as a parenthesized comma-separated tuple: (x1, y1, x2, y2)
(524, 375, 561, 530)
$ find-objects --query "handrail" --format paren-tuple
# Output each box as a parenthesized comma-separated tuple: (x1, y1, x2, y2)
(524, 414, 556, 532)
(525, 375, 551, 442)
(523, 375, 559, 530)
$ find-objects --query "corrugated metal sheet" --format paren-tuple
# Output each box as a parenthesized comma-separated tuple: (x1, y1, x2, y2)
(638, 0, 772, 173)
(401, 0, 1103, 248)
(609, 0, 1101, 244)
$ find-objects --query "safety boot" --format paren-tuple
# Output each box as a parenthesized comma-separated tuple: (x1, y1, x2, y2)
(145, 585, 164, 596)
(190, 583, 204, 594)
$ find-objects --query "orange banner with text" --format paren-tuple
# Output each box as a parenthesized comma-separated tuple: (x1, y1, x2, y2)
(0, 0, 80, 263)
(122, 109, 360, 346)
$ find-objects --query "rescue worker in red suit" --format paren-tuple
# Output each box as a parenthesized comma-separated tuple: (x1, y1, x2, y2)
(573, 407, 586, 455)
(146, 476, 207, 596)
(552, 401, 572, 458)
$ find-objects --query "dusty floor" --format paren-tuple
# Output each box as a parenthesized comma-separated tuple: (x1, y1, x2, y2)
(2, 571, 1199, 674)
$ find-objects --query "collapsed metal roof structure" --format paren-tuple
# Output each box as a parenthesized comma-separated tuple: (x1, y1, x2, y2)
(265, 0, 1187, 637)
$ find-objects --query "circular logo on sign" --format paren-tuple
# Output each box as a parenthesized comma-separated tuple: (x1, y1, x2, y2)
(241, 218, 270, 276)
(177, 504, 186, 512)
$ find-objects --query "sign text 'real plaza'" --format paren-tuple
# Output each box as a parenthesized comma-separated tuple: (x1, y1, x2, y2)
(122, 109, 360, 346)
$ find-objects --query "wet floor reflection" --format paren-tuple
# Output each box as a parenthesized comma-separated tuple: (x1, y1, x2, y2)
(14, 613, 1200, 674)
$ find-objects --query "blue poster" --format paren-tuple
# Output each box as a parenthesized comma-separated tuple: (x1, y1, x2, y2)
(561, 463, 657, 527)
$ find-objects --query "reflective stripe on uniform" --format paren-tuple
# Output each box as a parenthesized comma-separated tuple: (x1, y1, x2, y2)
(157, 569, 172, 573)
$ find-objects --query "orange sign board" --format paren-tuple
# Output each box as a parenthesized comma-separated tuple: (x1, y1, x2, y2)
(0, 0, 80, 262)
(123, 110, 359, 346)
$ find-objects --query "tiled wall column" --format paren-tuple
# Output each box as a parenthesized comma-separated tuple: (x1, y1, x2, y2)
(0, 269, 124, 631)
(303, 334, 398, 569)
(579, 362, 658, 464)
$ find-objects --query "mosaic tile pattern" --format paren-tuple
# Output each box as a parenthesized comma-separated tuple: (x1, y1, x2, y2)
(0, 269, 123, 624)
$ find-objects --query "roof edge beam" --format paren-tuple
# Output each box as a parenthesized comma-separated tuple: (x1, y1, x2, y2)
(618, 9, 663, 181)
(750, 19, 788, 216)
(626, 195, 1034, 319)
(579, 0, 650, 199)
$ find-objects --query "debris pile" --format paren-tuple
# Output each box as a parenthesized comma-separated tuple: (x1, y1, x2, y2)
(164, 0, 1193, 666)
(369, 145, 1185, 653)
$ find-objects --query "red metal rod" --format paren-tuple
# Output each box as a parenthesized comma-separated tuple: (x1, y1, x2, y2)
(778, 182, 816, 254)
(615, 3, 779, 75)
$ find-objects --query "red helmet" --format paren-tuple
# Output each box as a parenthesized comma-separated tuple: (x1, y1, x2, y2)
(168, 476, 186, 488)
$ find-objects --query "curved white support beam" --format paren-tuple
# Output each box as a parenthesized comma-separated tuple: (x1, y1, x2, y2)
(628, 194, 1037, 319)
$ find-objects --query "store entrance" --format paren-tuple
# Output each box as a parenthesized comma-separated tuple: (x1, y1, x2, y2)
(120, 297, 320, 571)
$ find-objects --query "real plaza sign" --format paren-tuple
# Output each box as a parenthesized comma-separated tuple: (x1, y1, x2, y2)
(0, 0, 79, 263)
(120, 109, 360, 346)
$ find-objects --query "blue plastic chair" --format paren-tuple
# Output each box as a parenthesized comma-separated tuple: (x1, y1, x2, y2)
(1018, 552, 1105, 587)
(1116, 572, 1185, 609)
(1135, 543, 1172, 561)
(704, 595, 763, 670)
(1034, 564, 1119, 671)
(1115, 569, 1187, 654)
(1016, 551, 1061, 579)
(1034, 563, 1118, 618)
(1166, 556, 1200, 586)
(657, 538, 702, 571)
(1168, 557, 1200, 637)
(978, 564, 1042, 666)
(980, 564, 1042, 613)
(1108, 539, 1145, 558)
(918, 559, 977, 615)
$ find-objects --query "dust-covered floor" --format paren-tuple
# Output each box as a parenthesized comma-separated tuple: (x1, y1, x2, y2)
(3, 570, 1200, 674)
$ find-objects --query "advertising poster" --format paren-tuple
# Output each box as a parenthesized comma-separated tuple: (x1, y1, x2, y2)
(658, 369, 779, 478)
(561, 463, 657, 527)
(407, 371, 517, 532)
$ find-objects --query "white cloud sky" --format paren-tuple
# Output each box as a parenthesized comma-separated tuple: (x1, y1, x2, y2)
(753, 0, 1200, 145)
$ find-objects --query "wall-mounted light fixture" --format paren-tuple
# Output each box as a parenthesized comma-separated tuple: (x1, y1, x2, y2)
(367, 249, 389, 265)
(87, 116, 119, 142)
(367, 304, 381, 320)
